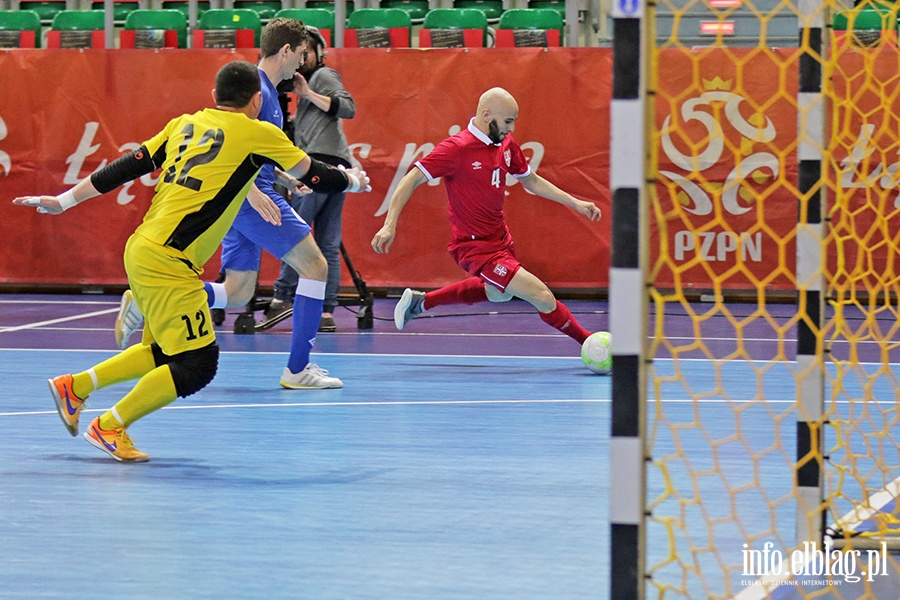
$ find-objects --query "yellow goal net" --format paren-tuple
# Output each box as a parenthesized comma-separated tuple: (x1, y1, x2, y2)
(621, 0, 900, 597)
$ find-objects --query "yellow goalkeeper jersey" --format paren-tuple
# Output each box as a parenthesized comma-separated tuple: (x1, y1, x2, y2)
(136, 108, 306, 267)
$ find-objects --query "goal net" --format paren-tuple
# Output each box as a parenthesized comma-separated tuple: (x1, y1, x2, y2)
(639, 0, 900, 596)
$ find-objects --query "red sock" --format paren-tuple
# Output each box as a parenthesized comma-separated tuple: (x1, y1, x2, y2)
(424, 277, 488, 309)
(539, 300, 591, 344)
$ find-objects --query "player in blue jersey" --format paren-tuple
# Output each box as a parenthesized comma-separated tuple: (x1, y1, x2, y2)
(115, 18, 357, 389)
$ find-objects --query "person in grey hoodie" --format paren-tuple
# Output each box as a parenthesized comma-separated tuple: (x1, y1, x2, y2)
(268, 25, 357, 333)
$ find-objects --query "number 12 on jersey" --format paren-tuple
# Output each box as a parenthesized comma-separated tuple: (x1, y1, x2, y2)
(181, 310, 209, 341)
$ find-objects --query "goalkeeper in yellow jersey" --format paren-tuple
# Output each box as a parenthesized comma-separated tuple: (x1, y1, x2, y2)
(12, 61, 370, 463)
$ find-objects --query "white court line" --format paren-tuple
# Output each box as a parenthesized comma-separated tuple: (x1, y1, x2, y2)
(3, 347, 898, 368)
(5, 325, 878, 345)
(0, 327, 586, 340)
(0, 347, 586, 360)
(0, 308, 118, 334)
(831, 476, 900, 533)
(0, 397, 873, 419)
(0, 299, 118, 305)
(0, 398, 607, 418)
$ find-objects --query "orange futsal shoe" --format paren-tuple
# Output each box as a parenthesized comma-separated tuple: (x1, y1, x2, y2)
(83, 417, 150, 463)
(48, 374, 88, 437)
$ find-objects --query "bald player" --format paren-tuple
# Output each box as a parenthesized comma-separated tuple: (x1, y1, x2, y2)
(371, 87, 602, 345)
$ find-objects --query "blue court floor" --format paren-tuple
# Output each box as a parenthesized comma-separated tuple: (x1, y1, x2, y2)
(0, 295, 609, 600)
(2, 294, 899, 599)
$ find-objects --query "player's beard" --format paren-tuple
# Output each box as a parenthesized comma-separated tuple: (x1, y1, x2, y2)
(488, 119, 505, 144)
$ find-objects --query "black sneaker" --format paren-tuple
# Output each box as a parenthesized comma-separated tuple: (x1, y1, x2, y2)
(318, 315, 336, 332)
(256, 299, 294, 331)
(264, 299, 293, 320)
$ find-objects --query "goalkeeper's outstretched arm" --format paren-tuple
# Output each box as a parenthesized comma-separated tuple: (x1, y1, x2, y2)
(12, 145, 161, 215)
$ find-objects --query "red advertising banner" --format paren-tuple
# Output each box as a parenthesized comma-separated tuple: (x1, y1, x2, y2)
(0, 47, 894, 293)
(827, 45, 900, 293)
(0, 48, 611, 289)
(654, 47, 801, 292)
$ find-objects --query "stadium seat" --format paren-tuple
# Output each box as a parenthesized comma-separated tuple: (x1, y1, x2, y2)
(495, 8, 563, 47)
(47, 10, 105, 48)
(419, 8, 488, 47)
(0, 9, 41, 48)
(90, 1, 139, 23)
(378, 0, 429, 23)
(453, 0, 503, 22)
(344, 8, 411, 48)
(17, 1, 65, 23)
(833, 6, 898, 48)
(527, 0, 565, 20)
(162, 1, 210, 21)
(274, 8, 334, 46)
(234, 1, 281, 21)
(193, 8, 261, 48)
(120, 9, 187, 49)
(305, 0, 355, 17)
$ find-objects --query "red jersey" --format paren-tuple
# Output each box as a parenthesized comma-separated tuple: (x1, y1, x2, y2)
(415, 118, 531, 241)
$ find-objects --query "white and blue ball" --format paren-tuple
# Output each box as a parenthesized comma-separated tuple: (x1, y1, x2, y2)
(581, 331, 612, 375)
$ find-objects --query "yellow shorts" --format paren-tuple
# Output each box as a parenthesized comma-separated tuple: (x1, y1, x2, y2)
(124, 233, 216, 356)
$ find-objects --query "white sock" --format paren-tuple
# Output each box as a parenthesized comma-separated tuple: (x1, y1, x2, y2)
(206, 282, 228, 309)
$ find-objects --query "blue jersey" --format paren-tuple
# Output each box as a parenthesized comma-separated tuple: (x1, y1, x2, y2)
(256, 68, 283, 201)
(219, 69, 312, 270)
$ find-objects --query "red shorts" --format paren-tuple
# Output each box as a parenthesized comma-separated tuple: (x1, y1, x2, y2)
(448, 229, 522, 292)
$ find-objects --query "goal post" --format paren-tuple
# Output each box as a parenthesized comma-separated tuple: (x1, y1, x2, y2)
(609, 0, 900, 595)
(608, 0, 652, 597)
(794, 0, 827, 550)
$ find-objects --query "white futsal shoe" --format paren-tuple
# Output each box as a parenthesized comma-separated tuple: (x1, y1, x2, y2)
(115, 289, 144, 349)
(280, 364, 343, 389)
(394, 288, 426, 330)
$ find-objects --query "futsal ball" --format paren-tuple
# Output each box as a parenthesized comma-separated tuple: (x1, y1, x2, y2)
(581, 331, 612, 375)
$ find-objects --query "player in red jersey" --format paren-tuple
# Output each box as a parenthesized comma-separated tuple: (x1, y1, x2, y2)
(371, 87, 602, 345)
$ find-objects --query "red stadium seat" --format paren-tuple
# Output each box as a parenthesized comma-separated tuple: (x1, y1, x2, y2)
(344, 8, 411, 48)
(494, 8, 563, 47)
(274, 8, 334, 46)
(120, 9, 188, 49)
(419, 8, 489, 48)
(46, 10, 105, 49)
(192, 8, 261, 48)
(0, 10, 41, 48)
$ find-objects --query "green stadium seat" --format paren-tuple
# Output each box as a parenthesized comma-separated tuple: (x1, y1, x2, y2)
(833, 7, 895, 30)
(419, 8, 488, 47)
(234, 1, 281, 21)
(344, 8, 411, 48)
(120, 9, 187, 48)
(90, 1, 139, 22)
(453, 0, 503, 22)
(0, 9, 41, 48)
(47, 9, 105, 48)
(853, 0, 895, 10)
(833, 6, 898, 47)
(17, 1, 65, 23)
(495, 8, 563, 47)
(194, 8, 261, 48)
(527, 0, 565, 20)
(378, 0, 429, 23)
(162, 1, 211, 21)
(304, 0, 354, 17)
(274, 8, 334, 46)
